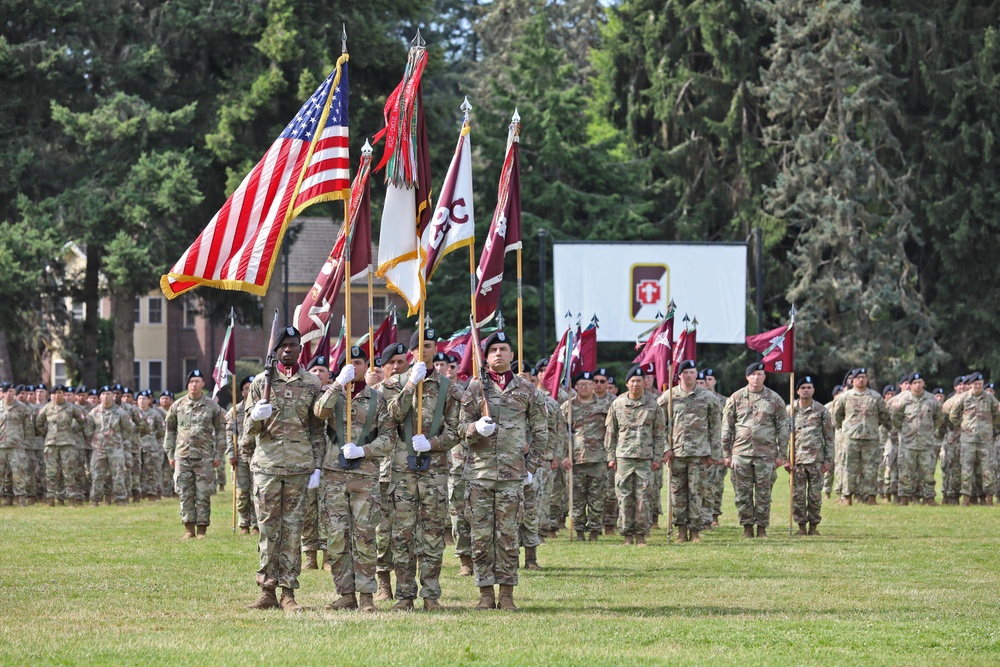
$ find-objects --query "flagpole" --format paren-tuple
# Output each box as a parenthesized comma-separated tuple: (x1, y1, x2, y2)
(469, 244, 479, 379)
(342, 28, 353, 440)
(512, 109, 523, 376)
(228, 310, 237, 533)
(666, 357, 674, 545)
(563, 311, 574, 537)
(363, 139, 376, 362)
(417, 304, 425, 434)
(788, 305, 797, 537)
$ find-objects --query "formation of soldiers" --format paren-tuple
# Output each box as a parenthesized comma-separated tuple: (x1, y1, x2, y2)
(4, 332, 999, 614)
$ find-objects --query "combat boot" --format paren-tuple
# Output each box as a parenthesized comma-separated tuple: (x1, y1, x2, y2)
(423, 598, 442, 611)
(303, 550, 318, 570)
(72, 500, 83, 507)
(251, 526, 260, 535)
(239, 526, 250, 535)
(689, 530, 702, 543)
(474, 586, 496, 610)
(196, 525, 207, 539)
(589, 531, 599, 542)
(756, 526, 768, 539)
(677, 525, 688, 542)
(57, 499, 64, 506)
(1, 497, 11, 506)
(808, 523, 821, 536)
(650, 519, 660, 530)
(246, 587, 279, 610)
(359, 593, 377, 613)
(321, 550, 331, 571)
(712, 516, 720, 528)
(47, 497, 55, 507)
(146, 493, 158, 502)
(795, 523, 808, 535)
(845, 494, 853, 506)
(17, 496, 26, 507)
(326, 593, 357, 610)
(391, 598, 414, 612)
(824, 491, 831, 499)
(741, 525, 755, 539)
(635, 534, 647, 547)
(984, 496, 993, 507)
(114, 499, 128, 506)
(524, 546, 541, 570)
(105, 493, 113, 504)
(925, 497, 940, 506)
(961, 495, 971, 507)
(899, 496, 909, 506)
(604, 525, 615, 536)
(132, 490, 141, 503)
(865, 495, 877, 506)
(576, 530, 586, 542)
(181, 523, 196, 540)
(279, 588, 301, 613)
(622, 535, 634, 545)
(375, 572, 393, 601)
(458, 554, 474, 577)
(90, 500, 99, 508)
(497, 584, 517, 611)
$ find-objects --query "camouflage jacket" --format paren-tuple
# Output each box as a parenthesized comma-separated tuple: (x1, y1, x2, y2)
(833, 388, 890, 440)
(0, 400, 35, 449)
(561, 396, 610, 464)
(383, 369, 462, 477)
(164, 394, 225, 460)
(35, 401, 86, 447)
(890, 391, 945, 450)
(660, 385, 722, 459)
(137, 407, 166, 452)
(722, 386, 789, 460)
(225, 400, 245, 462)
(121, 402, 150, 451)
(244, 369, 326, 475)
(86, 404, 133, 451)
(25, 403, 43, 450)
(790, 400, 834, 464)
(460, 374, 548, 481)
(947, 391, 1000, 444)
(543, 391, 566, 461)
(605, 391, 666, 462)
(314, 382, 395, 477)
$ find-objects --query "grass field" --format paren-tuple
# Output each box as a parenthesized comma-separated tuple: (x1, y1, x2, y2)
(2, 474, 999, 666)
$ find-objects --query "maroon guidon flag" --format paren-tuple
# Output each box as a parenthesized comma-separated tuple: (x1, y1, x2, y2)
(746, 321, 795, 373)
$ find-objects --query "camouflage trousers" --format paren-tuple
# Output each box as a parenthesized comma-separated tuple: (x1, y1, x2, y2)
(391, 473, 448, 600)
(651, 463, 664, 522)
(731, 455, 776, 528)
(897, 447, 936, 500)
(301, 486, 325, 552)
(448, 474, 471, 557)
(130, 443, 141, 495)
(322, 471, 380, 595)
(792, 462, 824, 525)
(702, 463, 727, 526)
(670, 456, 706, 532)
(233, 459, 257, 528)
(25, 448, 42, 497)
(520, 469, 543, 548)
(536, 466, 552, 534)
(882, 439, 899, 497)
(571, 462, 606, 533)
(91, 448, 128, 501)
(961, 441, 995, 497)
(833, 436, 846, 496)
(843, 438, 881, 498)
(44, 446, 83, 501)
(0, 447, 29, 498)
(161, 454, 175, 497)
(614, 458, 652, 536)
(175, 457, 215, 525)
(140, 445, 163, 497)
(254, 472, 309, 590)
(376, 480, 393, 575)
(216, 460, 226, 490)
(548, 468, 567, 531)
(941, 438, 960, 498)
(603, 466, 618, 529)
(467, 479, 523, 587)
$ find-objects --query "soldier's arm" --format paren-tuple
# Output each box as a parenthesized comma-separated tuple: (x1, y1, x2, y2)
(774, 394, 790, 464)
(35, 406, 48, 436)
(83, 412, 96, 442)
(708, 396, 723, 460)
(947, 397, 962, 428)
(431, 384, 463, 452)
(721, 397, 736, 459)
(313, 383, 343, 421)
(244, 381, 265, 437)
(992, 398, 1000, 437)
(212, 405, 226, 461)
(526, 391, 549, 474)
(833, 395, 845, 430)
(604, 407, 619, 462)
(225, 410, 237, 460)
(821, 407, 835, 463)
(877, 396, 891, 429)
(361, 394, 396, 459)
(163, 405, 178, 459)
(383, 375, 413, 424)
(651, 398, 666, 461)
(459, 380, 486, 443)
(308, 392, 327, 469)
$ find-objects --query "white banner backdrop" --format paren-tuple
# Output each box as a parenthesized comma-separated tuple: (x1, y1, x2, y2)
(552, 242, 747, 344)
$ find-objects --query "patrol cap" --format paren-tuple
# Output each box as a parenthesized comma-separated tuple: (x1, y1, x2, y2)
(240, 375, 255, 389)
(745, 362, 765, 377)
(677, 360, 696, 373)
(306, 355, 329, 371)
(966, 371, 985, 383)
(932, 387, 944, 395)
(432, 352, 448, 364)
(482, 331, 513, 354)
(186, 369, 203, 384)
(408, 328, 436, 349)
(380, 342, 407, 361)
(51, 384, 68, 393)
(795, 375, 815, 390)
(882, 384, 896, 396)
(625, 366, 644, 382)
(572, 371, 595, 386)
(910, 372, 924, 382)
(273, 326, 301, 350)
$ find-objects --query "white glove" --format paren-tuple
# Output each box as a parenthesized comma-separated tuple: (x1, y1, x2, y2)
(523, 471, 534, 486)
(250, 400, 272, 421)
(412, 434, 431, 453)
(335, 364, 355, 388)
(474, 417, 496, 437)
(342, 442, 365, 460)
(409, 362, 427, 384)
(307, 468, 321, 489)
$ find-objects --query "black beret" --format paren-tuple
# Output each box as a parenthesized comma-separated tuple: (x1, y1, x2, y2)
(76, 385, 88, 394)
(483, 331, 512, 354)
(138, 389, 152, 398)
(530, 365, 540, 377)
(186, 370, 203, 384)
(240, 375, 254, 389)
(882, 384, 896, 396)
(704, 368, 715, 377)
(432, 352, 448, 363)
(986, 382, 995, 390)
(14, 384, 26, 392)
(954, 376, 965, 387)
(51, 384, 68, 393)
(26, 385, 35, 392)
(932, 387, 944, 395)
(677, 360, 697, 373)
(595, 367, 609, 377)
(536, 357, 550, 370)
(795, 375, 815, 390)
(65, 385, 75, 393)
(514, 361, 534, 375)
(122, 387, 134, 396)
(345, 345, 370, 363)
(625, 366, 644, 381)
(111, 383, 123, 392)
(36, 383, 48, 391)
(910, 372, 924, 382)
(307, 355, 329, 371)
(607, 376, 616, 384)
(832, 384, 843, 396)
(572, 371, 594, 386)
(273, 326, 301, 350)
(408, 328, 436, 349)
(967, 371, 985, 383)
(160, 390, 175, 399)
(745, 362, 765, 376)
(379, 342, 407, 361)
(88, 389, 99, 396)
(697, 371, 705, 380)
(0, 382, 11, 391)
(446, 354, 459, 364)
(100, 385, 112, 393)
(852, 367, 868, 379)
(899, 373, 912, 384)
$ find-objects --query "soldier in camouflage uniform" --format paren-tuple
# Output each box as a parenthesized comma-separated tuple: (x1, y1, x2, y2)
(374, 341, 409, 602)
(880, 380, 904, 501)
(460, 331, 548, 611)
(314, 345, 395, 613)
(537, 357, 569, 536)
(302, 357, 332, 570)
(30, 385, 47, 500)
(448, 442, 473, 575)
(823, 384, 843, 498)
(74, 386, 93, 500)
(722, 362, 789, 539)
(164, 370, 226, 539)
(605, 365, 666, 546)
(562, 371, 610, 541)
(137, 390, 165, 500)
(661, 360, 722, 543)
(0, 383, 34, 506)
(226, 376, 258, 534)
(16, 385, 41, 502)
(524, 373, 562, 567)
(36, 385, 87, 506)
(641, 363, 665, 529)
(590, 368, 618, 536)
(833, 368, 891, 505)
(700, 369, 727, 529)
(947, 372, 1000, 506)
(889, 372, 944, 505)
(788, 376, 834, 534)
(940, 377, 967, 504)
(243, 327, 326, 613)
(382, 330, 463, 611)
(86, 386, 133, 506)
(158, 391, 176, 497)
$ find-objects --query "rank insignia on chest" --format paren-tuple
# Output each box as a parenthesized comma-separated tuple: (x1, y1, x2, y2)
(284, 390, 293, 399)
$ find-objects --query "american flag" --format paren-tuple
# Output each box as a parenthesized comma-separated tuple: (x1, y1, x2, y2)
(160, 56, 350, 299)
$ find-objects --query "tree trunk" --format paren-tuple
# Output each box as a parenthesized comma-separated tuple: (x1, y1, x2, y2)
(111, 290, 136, 387)
(0, 330, 12, 382)
(81, 246, 102, 388)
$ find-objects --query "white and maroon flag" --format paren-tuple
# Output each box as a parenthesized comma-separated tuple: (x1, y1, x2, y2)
(422, 112, 475, 281)
(161, 56, 350, 299)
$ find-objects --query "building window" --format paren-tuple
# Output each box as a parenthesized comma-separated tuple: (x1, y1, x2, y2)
(148, 360, 163, 392)
(147, 297, 163, 325)
(183, 358, 199, 384)
(183, 299, 198, 329)
(53, 360, 67, 385)
(372, 295, 389, 322)
(133, 360, 142, 388)
(134, 298, 142, 324)
(71, 302, 85, 321)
